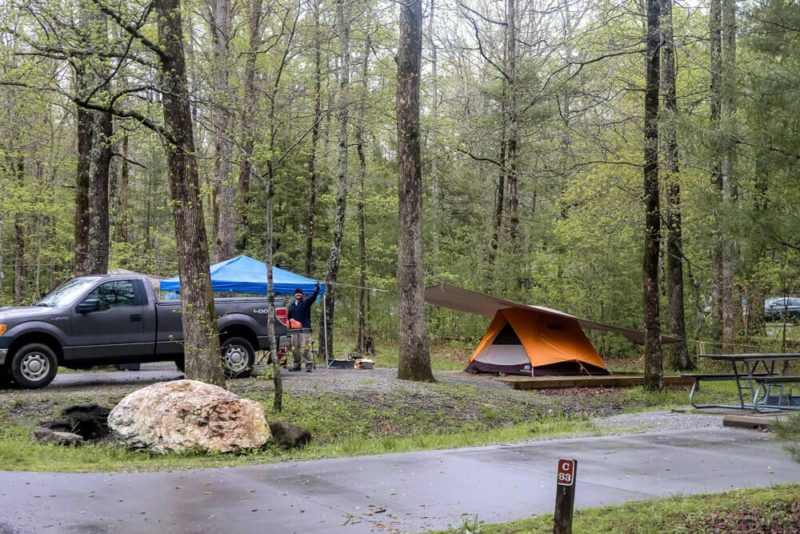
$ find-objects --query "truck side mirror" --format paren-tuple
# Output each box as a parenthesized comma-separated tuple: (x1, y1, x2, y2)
(77, 299, 100, 313)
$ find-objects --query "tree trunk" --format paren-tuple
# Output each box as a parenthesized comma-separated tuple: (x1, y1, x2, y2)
(117, 133, 130, 242)
(74, 99, 93, 277)
(236, 0, 263, 253)
(505, 0, 519, 246)
(87, 110, 112, 274)
(489, 81, 506, 267)
(661, 0, 691, 370)
(265, 163, 282, 411)
(396, 0, 433, 382)
(642, 0, 663, 391)
(210, 0, 235, 262)
(319, 0, 352, 360)
(720, 0, 737, 352)
(356, 35, 371, 355)
(428, 0, 440, 274)
(709, 0, 723, 343)
(156, 0, 225, 387)
(13, 157, 24, 304)
(304, 0, 322, 276)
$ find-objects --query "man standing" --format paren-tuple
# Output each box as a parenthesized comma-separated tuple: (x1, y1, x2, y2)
(288, 282, 321, 371)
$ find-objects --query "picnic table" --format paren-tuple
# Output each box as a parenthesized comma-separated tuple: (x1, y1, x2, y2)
(687, 353, 800, 412)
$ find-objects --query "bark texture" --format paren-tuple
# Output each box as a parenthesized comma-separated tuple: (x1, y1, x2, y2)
(709, 0, 723, 342)
(642, 0, 663, 391)
(304, 0, 322, 276)
(661, 0, 691, 370)
(505, 0, 519, 246)
(428, 0, 440, 272)
(356, 35, 371, 355)
(489, 81, 506, 266)
(74, 102, 93, 277)
(156, 0, 225, 387)
(210, 0, 235, 261)
(320, 0, 351, 360)
(235, 0, 263, 253)
(720, 0, 738, 351)
(87, 109, 112, 274)
(13, 157, 24, 304)
(396, 0, 433, 382)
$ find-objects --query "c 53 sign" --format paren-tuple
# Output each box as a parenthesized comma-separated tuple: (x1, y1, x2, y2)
(554, 458, 578, 534)
(557, 458, 576, 486)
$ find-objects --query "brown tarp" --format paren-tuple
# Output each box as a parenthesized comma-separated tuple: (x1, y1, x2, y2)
(424, 284, 680, 345)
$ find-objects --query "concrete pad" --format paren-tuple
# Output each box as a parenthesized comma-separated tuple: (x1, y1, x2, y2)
(0, 427, 798, 533)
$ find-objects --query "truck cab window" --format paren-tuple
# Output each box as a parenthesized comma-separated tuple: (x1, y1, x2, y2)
(87, 281, 136, 309)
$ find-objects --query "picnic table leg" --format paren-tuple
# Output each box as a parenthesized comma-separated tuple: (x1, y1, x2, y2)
(733, 361, 746, 409)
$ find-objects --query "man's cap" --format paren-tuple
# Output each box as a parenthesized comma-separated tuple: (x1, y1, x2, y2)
(293, 288, 304, 295)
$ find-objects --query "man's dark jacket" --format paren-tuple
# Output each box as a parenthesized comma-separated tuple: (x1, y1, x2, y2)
(288, 286, 320, 329)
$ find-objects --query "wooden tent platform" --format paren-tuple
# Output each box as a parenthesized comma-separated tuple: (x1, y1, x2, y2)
(498, 374, 694, 390)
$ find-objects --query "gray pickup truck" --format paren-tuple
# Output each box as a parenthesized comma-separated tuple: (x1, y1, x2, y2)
(0, 274, 289, 388)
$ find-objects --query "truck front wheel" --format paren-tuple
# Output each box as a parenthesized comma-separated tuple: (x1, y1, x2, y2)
(221, 337, 254, 378)
(10, 343, 58, 389)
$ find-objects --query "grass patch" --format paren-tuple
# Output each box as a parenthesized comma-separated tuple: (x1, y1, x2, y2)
(0, 401, 594, 472)
(437, 484, 800, 533)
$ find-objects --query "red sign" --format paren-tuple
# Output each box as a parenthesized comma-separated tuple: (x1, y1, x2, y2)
(557, 458, 576, 487)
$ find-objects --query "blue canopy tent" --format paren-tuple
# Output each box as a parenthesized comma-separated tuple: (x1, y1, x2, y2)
(160, 255, 329, 363)
(159, 255, 325, 296)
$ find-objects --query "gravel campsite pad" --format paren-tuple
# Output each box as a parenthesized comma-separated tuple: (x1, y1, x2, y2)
(0, 364, 711, 440)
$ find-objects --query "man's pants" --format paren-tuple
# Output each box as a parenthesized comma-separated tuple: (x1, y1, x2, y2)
(292, 331, 312, 367)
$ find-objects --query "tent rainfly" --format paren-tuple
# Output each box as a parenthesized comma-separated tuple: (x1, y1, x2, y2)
(424, 284, 679, 377)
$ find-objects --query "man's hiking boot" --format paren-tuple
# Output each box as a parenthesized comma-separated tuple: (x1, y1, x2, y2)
(289, 364, 302, 372)
(305, 363, 313, 372)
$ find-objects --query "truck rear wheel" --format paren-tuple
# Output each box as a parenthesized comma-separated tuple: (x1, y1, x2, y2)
(221, 337, 254, 378)
(9, 343, 58, 389)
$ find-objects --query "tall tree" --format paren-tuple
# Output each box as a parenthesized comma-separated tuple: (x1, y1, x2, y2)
(209, 0, 235, 261)
(236, 0, 263, 253)
(73, 67, 94, 276)
(661, 0, 691, 370)
(87, 108, 112, 275)
(642, 0, 663, 391)
(304, 0, 323, 276)
(397, 0, 433, 382)
(719, 0, 737, 351)
(73, 5, 112, 276)
(709, 0, 723, 343)
(12, 156, 24, 304)
(320, 0, 352, 360)
(428, 0, 440, 272)
(505, 0, 519, 246)
(355, 33, 371, 355)
(156, 0, 225, 386)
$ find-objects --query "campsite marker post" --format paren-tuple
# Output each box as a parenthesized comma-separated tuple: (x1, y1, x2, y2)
(553, 458, 577, 534)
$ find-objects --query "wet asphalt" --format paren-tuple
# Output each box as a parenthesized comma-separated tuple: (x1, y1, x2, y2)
(1, 426, 798, 533)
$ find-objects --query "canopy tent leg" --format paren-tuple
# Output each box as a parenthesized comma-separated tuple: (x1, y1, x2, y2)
(323, 293, 330, 367)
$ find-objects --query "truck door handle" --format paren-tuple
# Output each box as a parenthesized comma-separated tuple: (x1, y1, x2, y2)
(130, 314, 143, 322)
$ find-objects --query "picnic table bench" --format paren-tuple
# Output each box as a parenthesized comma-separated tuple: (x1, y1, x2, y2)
(685, 353, 800, 412)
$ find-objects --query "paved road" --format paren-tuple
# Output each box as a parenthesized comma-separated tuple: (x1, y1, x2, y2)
(1, 427, 798, 533)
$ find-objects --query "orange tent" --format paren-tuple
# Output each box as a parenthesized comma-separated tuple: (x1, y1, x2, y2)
(424, 284, 680, 377)
(468, 308, 608, 376)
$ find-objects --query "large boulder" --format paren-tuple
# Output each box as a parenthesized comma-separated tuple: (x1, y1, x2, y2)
(108, 380, 271, 454)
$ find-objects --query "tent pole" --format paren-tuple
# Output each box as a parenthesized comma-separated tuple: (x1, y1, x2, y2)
(323, 293, 330, 367)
